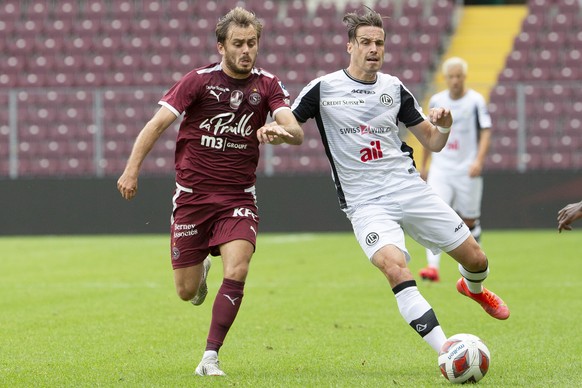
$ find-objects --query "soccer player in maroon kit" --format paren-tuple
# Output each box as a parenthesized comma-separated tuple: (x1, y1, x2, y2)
(117, 7, 303, 376)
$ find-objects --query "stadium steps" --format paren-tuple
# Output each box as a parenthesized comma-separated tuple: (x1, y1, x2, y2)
(433, 5, 528, 100)
(406, 5, 528, 167)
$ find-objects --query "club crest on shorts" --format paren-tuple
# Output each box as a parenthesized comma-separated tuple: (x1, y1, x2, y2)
(365, 232, 379, 246)
(172, 246, 180, 260)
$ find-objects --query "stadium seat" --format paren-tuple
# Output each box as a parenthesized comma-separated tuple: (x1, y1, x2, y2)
(486, 153, 518, 170)
(556, 0, 580, 14)
(0, 1, 21, 18)
(314, 2, 337, 18)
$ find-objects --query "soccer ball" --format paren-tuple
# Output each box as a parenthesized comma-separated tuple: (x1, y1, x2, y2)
(438, 333, 490, 384)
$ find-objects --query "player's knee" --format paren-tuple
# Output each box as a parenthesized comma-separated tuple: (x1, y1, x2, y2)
(384, 265, 413, 284)
(372, 251, 412, 285)
(176, 285, 196, 301)
(463, 244, 487, 272)
(223, 264, 249, 282)
(450, 237, 487, 272)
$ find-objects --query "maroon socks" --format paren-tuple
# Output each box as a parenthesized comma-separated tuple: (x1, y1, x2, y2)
(205, 278, 245, 352)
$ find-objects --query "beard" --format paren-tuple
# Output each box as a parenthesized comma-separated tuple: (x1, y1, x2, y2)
(223, 54, 255, 76)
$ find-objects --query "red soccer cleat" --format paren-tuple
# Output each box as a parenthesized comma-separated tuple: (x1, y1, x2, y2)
(456, 278, 510, 320)
(419, 266, 440, 282)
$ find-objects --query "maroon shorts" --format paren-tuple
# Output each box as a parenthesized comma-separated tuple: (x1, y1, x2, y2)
(170, 184, 259, 269)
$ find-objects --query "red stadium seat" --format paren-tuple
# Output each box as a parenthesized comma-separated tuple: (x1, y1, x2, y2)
(556, 0, 580, 14)
(0, 1, 21, 18)
(314, 2, 337, 18)
(486, 153, 518, 171)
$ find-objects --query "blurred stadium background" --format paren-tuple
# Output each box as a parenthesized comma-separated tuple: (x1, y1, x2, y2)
(1, 0, 581, 233)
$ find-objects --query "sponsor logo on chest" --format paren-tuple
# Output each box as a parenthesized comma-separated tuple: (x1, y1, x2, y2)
(360, 140, 383, 162)
(321, 97, 365, 106)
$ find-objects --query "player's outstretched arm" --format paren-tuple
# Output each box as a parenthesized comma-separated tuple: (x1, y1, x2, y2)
(117, 107, 177, 200)
(557, 200, 582, 232)
(409, 107, 453, 153)
(257, 108, 304, 146)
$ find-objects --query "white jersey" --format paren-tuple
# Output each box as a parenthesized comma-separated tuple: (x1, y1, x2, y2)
(292, 70, 426, 210)
(428, 89, 491, 175)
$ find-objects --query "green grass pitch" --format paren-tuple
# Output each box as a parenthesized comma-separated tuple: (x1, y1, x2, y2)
(1, 230, 581, 387)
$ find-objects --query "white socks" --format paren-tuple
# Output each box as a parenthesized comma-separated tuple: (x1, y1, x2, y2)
(425, 248, 441, 269)
(458, 263, 489, 294)
(393, 280, 447, 352)
(202, 350, 218, 360)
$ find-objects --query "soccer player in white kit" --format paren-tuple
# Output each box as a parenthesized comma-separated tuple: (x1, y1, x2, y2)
(292, 7, 509, 355)
(419, 57, 492, 283)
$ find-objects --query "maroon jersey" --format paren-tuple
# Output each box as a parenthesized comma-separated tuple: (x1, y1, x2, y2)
(159, 63, 291, 192)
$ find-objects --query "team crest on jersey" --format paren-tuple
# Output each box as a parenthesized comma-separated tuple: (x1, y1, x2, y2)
(249, 91, 261, 105)
(230, 90, 244, 109)
(380, 94, 393, 106)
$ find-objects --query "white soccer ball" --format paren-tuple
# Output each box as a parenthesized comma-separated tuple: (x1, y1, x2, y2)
(438, 333, 491, 384)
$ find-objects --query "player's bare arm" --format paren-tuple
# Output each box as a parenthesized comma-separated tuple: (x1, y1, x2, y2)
(409, 107, 453, 152)
(257, 108, 304, 145)
(117, 106, 177, 200)
(469, 127, 491, 177)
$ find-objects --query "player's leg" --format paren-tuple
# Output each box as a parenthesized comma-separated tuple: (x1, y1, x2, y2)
(420, 170, 454, 281)
(174, 261, 210, 302)
(446, 237, 510, 320)
(420, 249, 441, 281)
(371, 244, 447, 353)
(170, 223, 212, 304)
(350, 203, 447, 353)
(205, 239, 252, 352)
(170, 186, 214, 305)
(402, 183, 509, 320)
(197, 202, 258, 377)
(196, 239, 252, 377)
(457, 176, 483, 244)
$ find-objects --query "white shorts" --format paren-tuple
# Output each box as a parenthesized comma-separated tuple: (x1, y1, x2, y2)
(346, 182, 471, 261)
(427, 169, 483, 219)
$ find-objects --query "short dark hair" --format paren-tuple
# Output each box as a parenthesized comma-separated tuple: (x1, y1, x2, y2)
(342, 6, 385, 42)
(215, 7, 263, 44)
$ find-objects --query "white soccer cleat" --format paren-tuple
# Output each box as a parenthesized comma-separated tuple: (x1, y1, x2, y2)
(195, 357, 226, 376)
(190, 257, 211, 306)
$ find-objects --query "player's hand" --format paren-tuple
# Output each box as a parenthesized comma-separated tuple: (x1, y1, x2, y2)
(117, 172, 138, 200)
(257, 122, 295, 145)
(468, 161, 483, 178)
(557, 201, 582, 232)
(429, 107, 453, 129)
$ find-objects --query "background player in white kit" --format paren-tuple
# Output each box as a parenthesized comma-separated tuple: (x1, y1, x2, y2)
(419, 57, 492, 282)
(292, 7, 509, 356)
